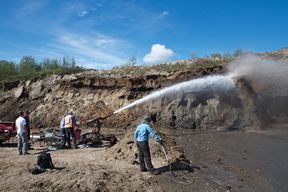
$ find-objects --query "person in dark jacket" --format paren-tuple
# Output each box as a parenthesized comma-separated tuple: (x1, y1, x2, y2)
(59, 115, 66, 148)
(134, 115, 162, 175)
(24, 111, 31, 140)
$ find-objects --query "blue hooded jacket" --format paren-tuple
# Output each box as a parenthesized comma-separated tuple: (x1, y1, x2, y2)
(134, 122, 160, 142)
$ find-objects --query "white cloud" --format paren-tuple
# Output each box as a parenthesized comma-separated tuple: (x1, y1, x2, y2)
(93, 35, 118, 48)
(95, 3, 103, 8)
(161, 11, 169, 17)
(16, 0, 47, 17)
(55, 32, 127, 69)
(78, 10, 88, 17)
(143, 44, 174, 64)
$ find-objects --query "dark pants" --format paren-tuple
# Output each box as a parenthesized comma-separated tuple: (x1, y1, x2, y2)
(60, 128, 66, 148)
(65, 128, 76, 149)
(137, 141, 154, 172)
(27, 127, 31, 140)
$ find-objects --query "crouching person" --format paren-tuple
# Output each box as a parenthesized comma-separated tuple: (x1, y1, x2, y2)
(134, 115, 162, 175)
(64, 111, 78, 149)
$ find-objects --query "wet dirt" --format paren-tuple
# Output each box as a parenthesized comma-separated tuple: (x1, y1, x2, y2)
(173, 125, 288, 192)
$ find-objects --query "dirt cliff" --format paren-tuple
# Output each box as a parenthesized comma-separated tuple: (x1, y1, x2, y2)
(1, 55, 288, 131)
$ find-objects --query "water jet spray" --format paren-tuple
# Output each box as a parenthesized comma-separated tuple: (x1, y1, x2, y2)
(113, 75, 235, 114)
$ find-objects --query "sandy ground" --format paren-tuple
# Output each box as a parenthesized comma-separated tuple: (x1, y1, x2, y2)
(0, 141, 169, 192)
(1, 125, 288, 192)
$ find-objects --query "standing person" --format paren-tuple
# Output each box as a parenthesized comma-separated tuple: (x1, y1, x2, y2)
(15, 112, 29, 155)
(134, 115, 162, 175)
(64, 111, 78, 149)
(59, 115, 66, 149)
(24, 111, 31, 140)
(95, 117, 103, 136)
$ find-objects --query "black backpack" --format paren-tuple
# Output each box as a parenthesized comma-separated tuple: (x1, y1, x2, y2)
(30, 165, 46, 175)
(37, 152, 54, 169)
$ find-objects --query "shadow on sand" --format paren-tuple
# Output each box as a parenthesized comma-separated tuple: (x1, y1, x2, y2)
(0, 142, 17, 147)
(157, 160, 200, 175)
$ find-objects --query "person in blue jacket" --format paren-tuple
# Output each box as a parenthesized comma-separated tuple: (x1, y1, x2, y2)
(134, 115, 162, 175)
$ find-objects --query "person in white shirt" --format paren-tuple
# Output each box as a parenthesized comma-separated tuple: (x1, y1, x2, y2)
(15, 111, 29, 155)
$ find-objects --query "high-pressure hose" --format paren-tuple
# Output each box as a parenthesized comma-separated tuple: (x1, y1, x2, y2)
(160, 144, 176, 177)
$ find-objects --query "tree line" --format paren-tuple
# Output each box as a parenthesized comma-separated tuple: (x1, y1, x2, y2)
(0, 56, 84, 82)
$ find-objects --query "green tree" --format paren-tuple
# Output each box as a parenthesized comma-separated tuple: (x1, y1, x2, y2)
(210, 53, 222, 60)
(41, 58, 61, 70)
(190, 52, 198, 60)
(0, 55, 84, 82)
(19, 56, 40, 75)
(62, 56, 76, 68)
(223, 52, 233, 61)
(0, 60, 17, 81)
(125, 56, 137, 66)
(233, 48, 243, 57)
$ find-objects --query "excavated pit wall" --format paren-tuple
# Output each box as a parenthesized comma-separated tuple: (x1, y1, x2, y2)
(0, 68, 287, 131)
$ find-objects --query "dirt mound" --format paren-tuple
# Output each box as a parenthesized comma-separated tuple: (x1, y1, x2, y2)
(106, 127, 186, 163)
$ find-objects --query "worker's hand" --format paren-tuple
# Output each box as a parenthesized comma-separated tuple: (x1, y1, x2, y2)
(158, 139, 163, 145)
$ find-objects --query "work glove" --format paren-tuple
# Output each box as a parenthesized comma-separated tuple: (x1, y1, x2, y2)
(158, 139, 163, 145)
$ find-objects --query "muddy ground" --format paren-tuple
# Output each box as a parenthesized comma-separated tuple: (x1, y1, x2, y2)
(1, 125, 288, 192)
(174, 124, 288, 192)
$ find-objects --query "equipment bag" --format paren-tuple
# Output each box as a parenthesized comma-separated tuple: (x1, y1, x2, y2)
(37, 152, 54, 169)
(30, 165, 46, 175)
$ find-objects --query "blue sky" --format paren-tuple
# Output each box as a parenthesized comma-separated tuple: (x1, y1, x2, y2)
(0, 0, 287, 69)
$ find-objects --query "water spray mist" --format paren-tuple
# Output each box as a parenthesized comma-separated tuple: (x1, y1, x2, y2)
(114, 75, 235, 114)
